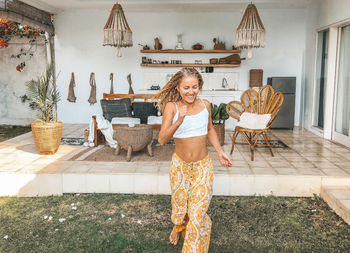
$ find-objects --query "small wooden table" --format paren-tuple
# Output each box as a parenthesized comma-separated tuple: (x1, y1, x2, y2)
(114, 124, 153, 161)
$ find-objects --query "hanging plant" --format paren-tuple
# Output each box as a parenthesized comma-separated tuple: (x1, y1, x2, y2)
(12, 48, 34, 72)
(0, 18, 46, 71)
(0, 18, 44, 44)
(0, 37, 9, 47)
(16, 62, 25, 72)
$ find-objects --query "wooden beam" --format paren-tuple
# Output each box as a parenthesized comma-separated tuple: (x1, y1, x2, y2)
(103, 93, 155, 101)
(0, 0, 54, 34)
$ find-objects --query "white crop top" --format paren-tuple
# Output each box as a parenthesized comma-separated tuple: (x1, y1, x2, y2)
(172, 100, 209, 138)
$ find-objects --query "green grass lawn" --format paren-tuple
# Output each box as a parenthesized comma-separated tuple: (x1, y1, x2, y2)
(1, 127, 349, 251)
(1, 194, 350, 252)
(0, 125, 31, 142)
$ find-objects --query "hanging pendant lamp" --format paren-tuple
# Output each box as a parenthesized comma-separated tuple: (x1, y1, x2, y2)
(234, 3, 265, 59)
(103, 3, 133, 57)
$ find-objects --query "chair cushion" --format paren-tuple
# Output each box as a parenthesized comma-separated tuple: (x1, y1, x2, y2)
(236, 112, 271, 130)
(100, 98, 132, 122)
(147, 116, 162, 125)
(132, 102, 158, 124)
(111, 117, 141, 125)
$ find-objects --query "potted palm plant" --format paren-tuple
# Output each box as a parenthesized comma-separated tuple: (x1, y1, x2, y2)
(25, 65, 62, 155)
(209, 103, 229, 146)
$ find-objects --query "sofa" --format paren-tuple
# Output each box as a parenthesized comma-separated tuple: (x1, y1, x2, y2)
(92, 93, 162, 146)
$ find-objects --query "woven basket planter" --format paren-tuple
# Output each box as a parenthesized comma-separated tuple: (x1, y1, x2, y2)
(31, 121, 63, 155)
(207, 122, 225, 146)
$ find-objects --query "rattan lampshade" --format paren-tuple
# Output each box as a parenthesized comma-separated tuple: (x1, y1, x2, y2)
(103, 3, 133, 57)
(235, 3, 265, 58)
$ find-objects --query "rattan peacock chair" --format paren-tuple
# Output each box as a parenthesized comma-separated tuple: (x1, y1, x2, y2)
(226, 85, 284, 161)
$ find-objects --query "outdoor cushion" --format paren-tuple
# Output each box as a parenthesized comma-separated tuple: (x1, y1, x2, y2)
(132, 102, 158, 124)
(147, 116, 163, 125)
(100, 98, 132, 122)
(111, 117, 140, 125)
(236, 112, 271, 130)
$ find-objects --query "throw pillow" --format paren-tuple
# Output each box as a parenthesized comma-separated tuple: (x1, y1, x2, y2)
(100, 98, 132, 122)
(132, 102, 158, 124)
(236, 112, 271, 130)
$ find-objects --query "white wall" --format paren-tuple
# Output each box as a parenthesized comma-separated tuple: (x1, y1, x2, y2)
(0, 36, 48, 125)
(302, 0, 350, 135)
(54, 7, 306, 124)
(318, 0, 350, 28)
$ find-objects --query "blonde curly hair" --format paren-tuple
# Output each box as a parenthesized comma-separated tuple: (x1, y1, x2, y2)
(153, 67, 204, 111)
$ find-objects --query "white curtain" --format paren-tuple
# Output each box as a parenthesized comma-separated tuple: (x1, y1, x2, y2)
(335, 25, 350, 136)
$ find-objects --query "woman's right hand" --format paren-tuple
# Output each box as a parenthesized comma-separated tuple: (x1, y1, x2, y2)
(177, 105, 187, 123)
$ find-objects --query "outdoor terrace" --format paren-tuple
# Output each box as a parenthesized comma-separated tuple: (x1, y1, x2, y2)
(1, 124, 350, 224)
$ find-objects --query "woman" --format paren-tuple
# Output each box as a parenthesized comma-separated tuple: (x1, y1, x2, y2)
(155, 68, 232, 252)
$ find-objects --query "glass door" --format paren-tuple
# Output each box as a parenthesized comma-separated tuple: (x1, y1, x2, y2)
(313, 29, 329, 129)
(332, 25, 350, 147)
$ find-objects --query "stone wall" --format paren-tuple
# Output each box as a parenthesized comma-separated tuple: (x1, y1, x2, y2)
(0, 36, 48, 125)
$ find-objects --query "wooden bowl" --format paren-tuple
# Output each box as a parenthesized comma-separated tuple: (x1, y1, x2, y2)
(209, 58, 218, 64)
(192, 43, 203, 50)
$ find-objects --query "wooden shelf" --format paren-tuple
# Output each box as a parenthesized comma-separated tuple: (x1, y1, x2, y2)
(140, 49, 241, 53)
(140, 63, 240, 68)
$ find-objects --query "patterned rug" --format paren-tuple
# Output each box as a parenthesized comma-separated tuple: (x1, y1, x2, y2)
(151, 139, 175, 146)
(61, 138, 175, 146)
(61, 137, 84, 145)
(256, 140, 289, 149)
(61, 137, 288, 149)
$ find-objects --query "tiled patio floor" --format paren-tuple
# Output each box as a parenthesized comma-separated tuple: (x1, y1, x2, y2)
(1, 124, 350, 197)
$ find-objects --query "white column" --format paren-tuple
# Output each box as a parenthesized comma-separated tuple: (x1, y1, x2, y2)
(323, 27, 338, 140)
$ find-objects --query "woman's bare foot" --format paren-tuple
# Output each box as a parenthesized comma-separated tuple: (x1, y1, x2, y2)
(169, 226, 180, 245)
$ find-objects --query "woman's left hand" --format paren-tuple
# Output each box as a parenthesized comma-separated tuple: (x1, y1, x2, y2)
(219, 152, 232, 167)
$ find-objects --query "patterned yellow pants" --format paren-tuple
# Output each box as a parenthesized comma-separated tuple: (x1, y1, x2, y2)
(170, 153, 214, 253)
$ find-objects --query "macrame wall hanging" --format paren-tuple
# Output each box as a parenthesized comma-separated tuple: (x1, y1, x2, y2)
(67, 72, 77, 102)
(127, 74, 134, 94)
(234, 3, 265, 59)
(88, 72, 97, 106)
(110, 73, 114, 93)
(103, 3, 133, 57)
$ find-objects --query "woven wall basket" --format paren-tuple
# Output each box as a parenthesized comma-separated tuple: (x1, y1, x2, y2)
(31, 120, 63, 155)
(249, 69, 263, 87)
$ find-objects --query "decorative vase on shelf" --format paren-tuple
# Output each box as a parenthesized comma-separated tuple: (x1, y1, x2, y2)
(175, 34, 183, 50)
(154, 37, 162, 50)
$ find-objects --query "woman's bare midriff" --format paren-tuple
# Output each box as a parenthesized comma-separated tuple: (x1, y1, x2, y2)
(174, 135, 208, 163)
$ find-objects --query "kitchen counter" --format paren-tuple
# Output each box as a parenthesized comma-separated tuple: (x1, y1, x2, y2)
(138, 89, 241, 95)
(200, 90, 241, 96)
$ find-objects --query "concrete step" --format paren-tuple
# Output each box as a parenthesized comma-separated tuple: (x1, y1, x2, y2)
(320, 186, 350, 225)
